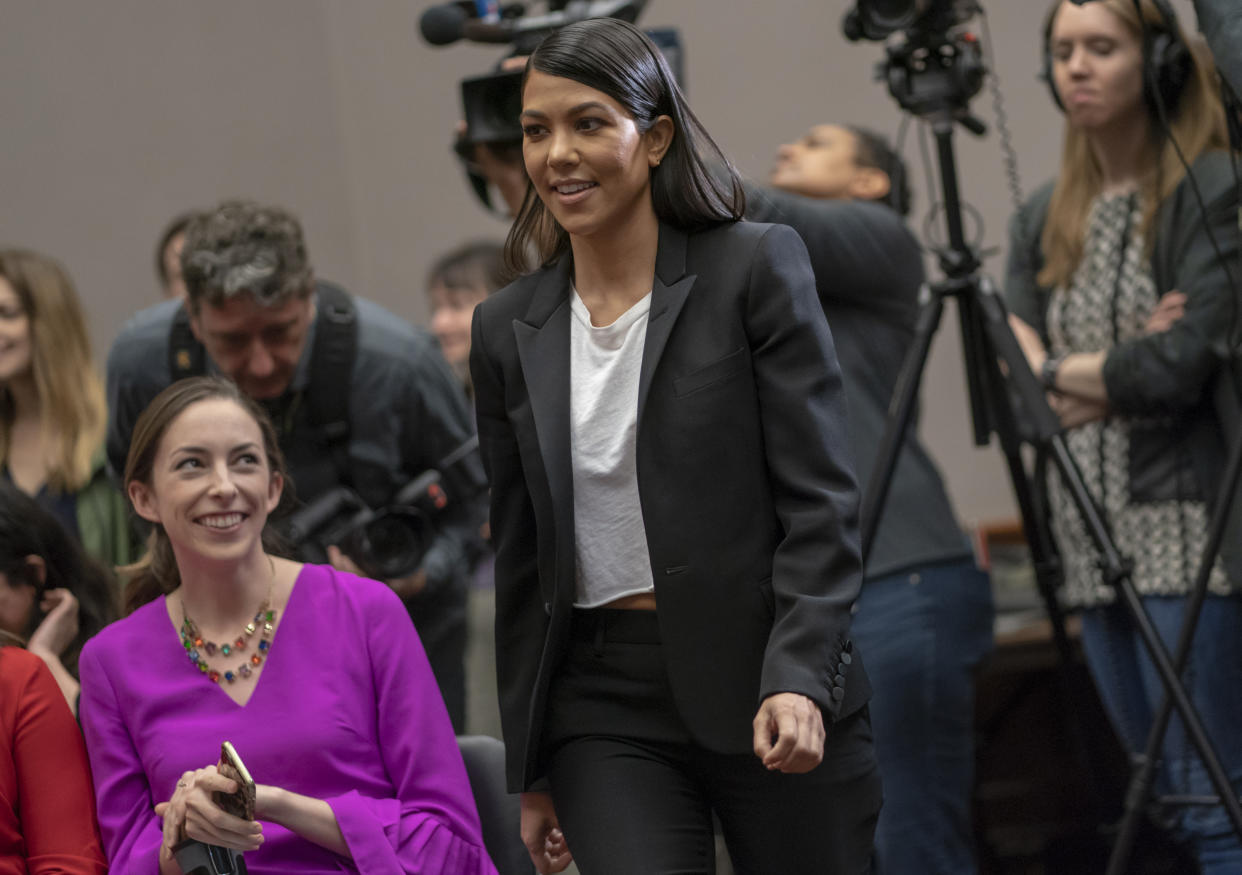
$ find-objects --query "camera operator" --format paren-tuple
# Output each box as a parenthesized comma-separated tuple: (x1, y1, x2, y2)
(750, 123, 993, 875)
(1005, 1, 1242, 867)
(106, 199, 482, 733)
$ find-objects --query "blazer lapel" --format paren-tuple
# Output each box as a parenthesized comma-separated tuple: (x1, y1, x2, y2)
(513, 257, 575, 559)
(639, 225, 696, 427)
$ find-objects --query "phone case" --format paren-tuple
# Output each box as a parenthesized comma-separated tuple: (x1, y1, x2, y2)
(213, 741, 257, 821)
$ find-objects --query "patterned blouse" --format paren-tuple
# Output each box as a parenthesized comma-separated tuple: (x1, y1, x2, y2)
(1044, 190, 1230, 608)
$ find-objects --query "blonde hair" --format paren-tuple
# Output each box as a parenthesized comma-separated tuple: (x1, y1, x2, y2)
(0, 250, 106, 493)
(1038, 0, 1228, 289)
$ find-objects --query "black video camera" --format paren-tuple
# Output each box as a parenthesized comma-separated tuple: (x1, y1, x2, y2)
(843, 0, 985, 127)
(419, 1, 682, 213)
(283, 437, 483, 581)
(842, 0, 975, 43)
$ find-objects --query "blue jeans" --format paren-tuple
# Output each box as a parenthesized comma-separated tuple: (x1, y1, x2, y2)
(850, 558, 995, 875)
(1081, 596, 1242, 873)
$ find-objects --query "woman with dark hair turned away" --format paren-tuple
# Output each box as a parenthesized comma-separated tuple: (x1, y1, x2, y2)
(1007, 1, 1242, 868)
(0, 482, 117, 714)
(0, 249, 137, 570)
(0, 645, 106, 874)
(77, 376, 496, 874)
(471, 18, 879, 875)
(754, 122, 994, 874)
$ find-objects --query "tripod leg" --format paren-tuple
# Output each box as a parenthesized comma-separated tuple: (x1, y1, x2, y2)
(1039, 432, 1242, 872)
(965, 292, 1123, 836)
(859, 284, 944, 563)
(1105, 391, 1242, 874)
(973, 283, 1242, 862)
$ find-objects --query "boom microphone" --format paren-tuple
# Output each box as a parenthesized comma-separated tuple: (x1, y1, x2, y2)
(420, 1, 474, 46)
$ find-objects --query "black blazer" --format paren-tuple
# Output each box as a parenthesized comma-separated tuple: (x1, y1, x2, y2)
(471, 221, 871, 792)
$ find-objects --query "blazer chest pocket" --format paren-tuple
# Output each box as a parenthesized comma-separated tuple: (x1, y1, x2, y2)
(674, 346, 747, 398)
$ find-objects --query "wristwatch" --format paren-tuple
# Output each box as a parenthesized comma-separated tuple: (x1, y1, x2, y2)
(1040, 355, 1065, 394)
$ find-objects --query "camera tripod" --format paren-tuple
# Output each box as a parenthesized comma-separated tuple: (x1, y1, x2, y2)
(861, 27, 1242, 874)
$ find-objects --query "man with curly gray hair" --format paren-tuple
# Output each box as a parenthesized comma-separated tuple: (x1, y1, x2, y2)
(106, 199, 482, 732)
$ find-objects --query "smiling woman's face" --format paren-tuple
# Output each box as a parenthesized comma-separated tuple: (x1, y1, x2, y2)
(128, 398, 282, 565)
(520, 70, 669, 241)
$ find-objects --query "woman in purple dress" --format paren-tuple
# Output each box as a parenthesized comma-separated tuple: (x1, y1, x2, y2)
(78, 376, 496, 874)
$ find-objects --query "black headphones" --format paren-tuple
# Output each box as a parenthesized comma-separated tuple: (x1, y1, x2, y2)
(1040, 0, 1192, 118)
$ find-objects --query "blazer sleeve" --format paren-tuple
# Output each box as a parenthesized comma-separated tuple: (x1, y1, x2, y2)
(11, 655, 108, 875)
(322, 582, 496, 874)
(469, 302, 552, 792)
(743, 223, 866, 714)
(1101, 157, 1241, 413)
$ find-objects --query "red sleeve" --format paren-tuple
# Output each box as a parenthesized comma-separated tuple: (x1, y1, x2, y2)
(4, 649, 107, 874)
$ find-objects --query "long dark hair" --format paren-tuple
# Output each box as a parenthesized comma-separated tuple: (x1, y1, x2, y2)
(122, 376, 293, 615)
(0, 482, 117, 678)
(504, 17, 745, 274)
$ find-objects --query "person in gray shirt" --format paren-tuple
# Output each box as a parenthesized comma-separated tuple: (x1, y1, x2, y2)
(106, 199, 482, 732)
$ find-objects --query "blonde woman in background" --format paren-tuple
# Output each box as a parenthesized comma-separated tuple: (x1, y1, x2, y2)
(1006, 1, 1242, 868)
(0, 249, 136, 570)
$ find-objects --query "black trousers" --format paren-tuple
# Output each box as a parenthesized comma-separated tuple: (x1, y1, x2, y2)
(544, 608, 882, 875)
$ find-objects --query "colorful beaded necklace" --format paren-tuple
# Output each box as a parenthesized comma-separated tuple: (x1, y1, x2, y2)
(179, 582, 277, 685)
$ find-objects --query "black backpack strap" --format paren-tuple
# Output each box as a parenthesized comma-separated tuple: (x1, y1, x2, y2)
(168, 304, 206, 380)
(306, 281, 358, 488)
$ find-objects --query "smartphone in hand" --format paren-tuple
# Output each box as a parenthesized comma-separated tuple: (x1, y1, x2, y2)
(214, 741, 257, 821)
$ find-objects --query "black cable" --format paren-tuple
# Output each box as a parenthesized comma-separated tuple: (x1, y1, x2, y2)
(892, 112, 925, 259)
(1133, 0, 1240, 360)
(978, 4, 1026, 218)
(1221, 82, 1242, 354)
(916, 118, 939, 236)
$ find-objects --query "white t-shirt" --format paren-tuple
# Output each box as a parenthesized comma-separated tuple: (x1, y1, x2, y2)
(568, 287, 655, 608)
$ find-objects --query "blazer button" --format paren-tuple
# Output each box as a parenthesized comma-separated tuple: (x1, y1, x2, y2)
(834, 674, 846, 687)
(831, 687, 846, 702)
(840, 650, 853, 665)
(544, 602, 552, 616)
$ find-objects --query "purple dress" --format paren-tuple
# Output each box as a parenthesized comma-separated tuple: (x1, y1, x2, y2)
(78, 564, 497, 874)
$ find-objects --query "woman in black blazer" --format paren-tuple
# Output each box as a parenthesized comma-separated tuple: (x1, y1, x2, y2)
(470, 18, 880, 875)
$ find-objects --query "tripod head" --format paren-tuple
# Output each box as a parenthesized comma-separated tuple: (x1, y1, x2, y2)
(880, 23, 987, 138)
(844, 1, 989, 282)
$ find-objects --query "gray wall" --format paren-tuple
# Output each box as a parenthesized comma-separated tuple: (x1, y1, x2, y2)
(0, 0, 1206, 526)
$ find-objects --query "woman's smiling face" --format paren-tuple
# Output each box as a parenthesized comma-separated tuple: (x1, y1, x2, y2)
(128, 397, 282, 565)
(520, 70, 669, 241)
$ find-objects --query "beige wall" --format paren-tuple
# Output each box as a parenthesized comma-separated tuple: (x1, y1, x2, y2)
(0, 0, 1207, 526)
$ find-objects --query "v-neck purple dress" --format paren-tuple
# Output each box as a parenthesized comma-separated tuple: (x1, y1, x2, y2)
(78, 564, 496, 874)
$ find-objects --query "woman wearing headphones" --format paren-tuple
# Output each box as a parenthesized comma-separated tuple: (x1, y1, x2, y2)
(1006, 1, 1241, 868)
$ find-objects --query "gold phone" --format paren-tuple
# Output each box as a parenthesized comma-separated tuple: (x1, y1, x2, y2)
(213, 741, 257, 821)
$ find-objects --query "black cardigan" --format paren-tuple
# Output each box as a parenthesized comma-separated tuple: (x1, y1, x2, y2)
(1004, 149, 1242, 587)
